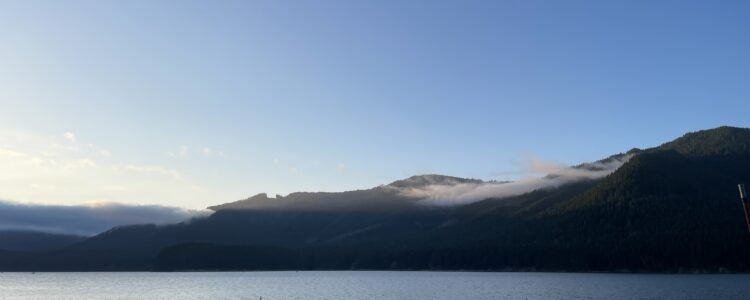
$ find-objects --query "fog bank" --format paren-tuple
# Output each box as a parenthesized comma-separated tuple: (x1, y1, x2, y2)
(397, 155, 632, 206)
(0, 200, 210, 236)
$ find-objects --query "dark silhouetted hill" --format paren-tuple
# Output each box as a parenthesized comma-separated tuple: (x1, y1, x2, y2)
(0, 230, 85, 252)
(3, 126, 750, 272)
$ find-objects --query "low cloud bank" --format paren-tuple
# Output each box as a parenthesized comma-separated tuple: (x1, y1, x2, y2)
(0, 200, 210, 236)
(398, 155, 632, 206)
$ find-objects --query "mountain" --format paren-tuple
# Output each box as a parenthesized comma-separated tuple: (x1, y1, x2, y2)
(387, 174, 484, 188)
(0, 230, 85, 252)
(206, 174, 482, 212)
(2, 126, 750, 272)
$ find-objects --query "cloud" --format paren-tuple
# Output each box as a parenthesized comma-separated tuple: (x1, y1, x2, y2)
(167, 146, 190, 159)
(395, 155, 632, 206)
(336, 163, 347, 174)
(201, 146, 226, 157)
(0, 131, 210, 207)
(62, 132, 76, 143)
(169, 145, 225, 158)
(113, 164, 182, 179)
(70, 158, 97, 169)
(0, 148, 26, 157)
(288, 166, 302, 176)
(0, 199, 210, 236)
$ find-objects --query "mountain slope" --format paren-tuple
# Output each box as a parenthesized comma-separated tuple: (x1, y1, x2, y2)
(3, 126, 750, 272)
(532, 127, 750, 270)
(0, 230, 86, 252)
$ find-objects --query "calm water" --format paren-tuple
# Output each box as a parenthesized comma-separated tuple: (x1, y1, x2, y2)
(0, 271, 747, 299)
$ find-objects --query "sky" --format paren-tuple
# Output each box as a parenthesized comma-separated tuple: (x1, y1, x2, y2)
(0, 0, 749, 210)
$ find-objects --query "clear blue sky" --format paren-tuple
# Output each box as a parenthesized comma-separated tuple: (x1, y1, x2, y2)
(1, 1, 749, 208)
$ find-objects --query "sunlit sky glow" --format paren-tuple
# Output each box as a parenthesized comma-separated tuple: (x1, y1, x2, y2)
(1, 1, 749, 209)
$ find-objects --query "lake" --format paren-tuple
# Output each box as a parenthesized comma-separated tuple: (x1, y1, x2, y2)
(0, 271, 747, 299)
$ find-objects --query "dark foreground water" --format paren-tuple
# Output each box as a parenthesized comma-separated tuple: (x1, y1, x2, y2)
(0, 271, 748, 299)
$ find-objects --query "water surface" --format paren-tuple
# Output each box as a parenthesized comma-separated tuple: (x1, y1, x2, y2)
(0, 271, 747, 299)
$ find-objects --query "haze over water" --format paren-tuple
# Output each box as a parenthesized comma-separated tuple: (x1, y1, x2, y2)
(1, 271, 748, 300)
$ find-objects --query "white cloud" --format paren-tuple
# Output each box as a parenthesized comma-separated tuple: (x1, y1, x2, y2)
(167, 146, 190, 159)
(29, 183, 58, 190)
(288, 166, 302, 176)
(169, 145, 225, 158)
(69, 158, 97, 169)
(179, 146, 189, 158)
(0, 148, 26, 157)
(114, 164, 182, 179)
(62, 132, 76, 143)
(0, 131, 214, 208)
(201, 146, 226, 157)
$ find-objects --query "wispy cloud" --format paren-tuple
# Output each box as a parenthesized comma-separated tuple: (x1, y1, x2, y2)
(113, 164, 182, 180)
(169, 145, 226, 159)
(62, 132, 76, 143)
(202, 147, 226, 157)
(68, 158, 97, 169)
(394, 155, 632, 206)
(0, 199, 209, 236)
(288, 166, 302, 176)
(0, 148, 27, 158)
(0, 130, 202, 207)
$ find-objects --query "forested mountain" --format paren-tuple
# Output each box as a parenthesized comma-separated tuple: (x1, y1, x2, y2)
(0, 230, 85, 252)
(2, 126, 749, 272)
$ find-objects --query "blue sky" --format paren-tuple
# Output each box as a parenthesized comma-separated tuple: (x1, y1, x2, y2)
(1, 1, 749, 209)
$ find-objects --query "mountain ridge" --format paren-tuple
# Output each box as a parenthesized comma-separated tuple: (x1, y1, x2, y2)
(2, 126, 750, 272)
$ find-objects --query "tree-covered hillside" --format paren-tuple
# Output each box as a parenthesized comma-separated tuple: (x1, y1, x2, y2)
(2, 127, 750, 272)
